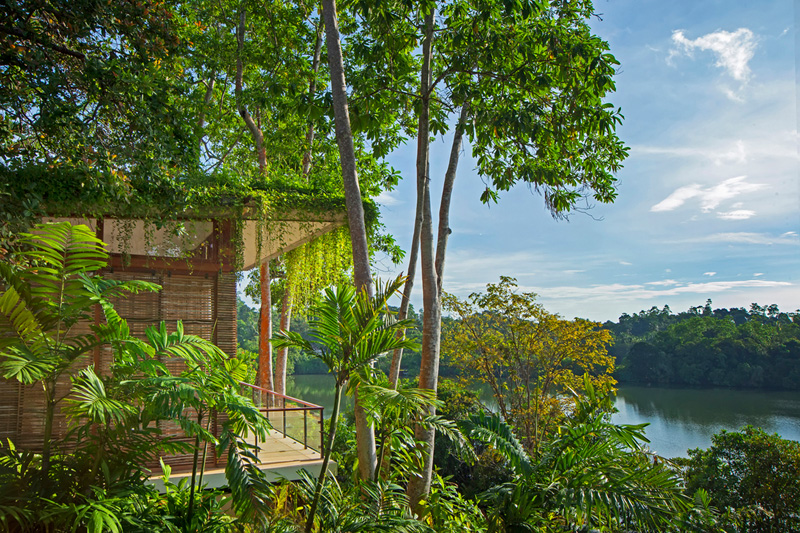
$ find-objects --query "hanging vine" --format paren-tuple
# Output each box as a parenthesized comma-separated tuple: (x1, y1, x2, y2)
(284, 226, 353, 315)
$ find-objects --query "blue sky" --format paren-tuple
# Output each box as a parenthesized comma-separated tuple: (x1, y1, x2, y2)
(375, 0, 799, 322)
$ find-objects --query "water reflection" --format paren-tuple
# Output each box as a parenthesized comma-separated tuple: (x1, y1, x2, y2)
(612, 387, 800, 458)
(287, 374, 353, 417)
(287, 375, 800, 459)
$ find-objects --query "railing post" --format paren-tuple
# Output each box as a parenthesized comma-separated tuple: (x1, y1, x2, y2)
(319, 407, 324, 453)
(303, 409, 308, 449)
(282, 396, 286, 438)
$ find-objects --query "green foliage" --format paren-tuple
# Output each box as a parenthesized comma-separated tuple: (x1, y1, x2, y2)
(284, 227, 354, 314)
(609, 301, 800, 389)
(340, 0, 627, 215)
(286, 471, 433, 533)
(0, 222, 158, 476)
(443, 277, 616, 450)
(418, 473, 487, 532)
(1, 0, 191, 186)
(683, 426, 800, 532)
(477, 379, 689, 532)
(272, 277, 419, 532)
(273, 277, 418, 389)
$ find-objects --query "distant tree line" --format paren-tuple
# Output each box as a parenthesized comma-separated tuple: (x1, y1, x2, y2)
(605, 301, 800, 389)
(239, 296, 800, 390)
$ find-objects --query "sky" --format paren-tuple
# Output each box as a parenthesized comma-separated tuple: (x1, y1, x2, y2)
(373, 0, 800, 323)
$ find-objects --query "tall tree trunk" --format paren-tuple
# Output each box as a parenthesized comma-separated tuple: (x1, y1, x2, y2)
(259, 262, 274, 401)
(406, 7, 436, 515)
(407, 104, 469, 514)
(434, 104, 469, 286)
(302, 19, 324, 178)
(197, 74, 215, 156)
(388, 175, 423, 388)
(407, 106, 469, 514)
(274, 288, 292, 397)
(321, 0, 376, 481)
(235, 7, 266, 175)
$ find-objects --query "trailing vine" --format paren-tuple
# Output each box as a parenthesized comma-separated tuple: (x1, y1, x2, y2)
(0, 168, 379, 273)
(284, 226, 353, 315)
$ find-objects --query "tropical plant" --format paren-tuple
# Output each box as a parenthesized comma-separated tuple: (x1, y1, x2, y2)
(683, 426, 800, 532)
(272, 276, 418, 533)
(443, 277, 616, 452)
(471, 379, 689, 532)
(0, 222, 273, 530)
(0, 221, 158, 477)
(355, 371, 473, 485)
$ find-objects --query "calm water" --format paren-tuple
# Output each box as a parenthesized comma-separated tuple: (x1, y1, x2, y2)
(612, 386, 800, 457)
(287, 375, 800, 458)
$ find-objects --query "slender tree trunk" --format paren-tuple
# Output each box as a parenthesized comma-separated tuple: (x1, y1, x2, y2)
(197, 414, 212, 489)
(388, 179, 423, 388)
(187, 411, 204, 526)
(434, 103, 469, 285)
(305, 380, 343, 533)
(274, 288, 292, 397)
(197, 74, 215, 155)
(259, 262, 274, 402)
(302, 20, 324, 178)
(235, 7, 267, 175)
(407, 7, 436, 515)
(321, 0, 376, 481)
(407, 105, 469, 513)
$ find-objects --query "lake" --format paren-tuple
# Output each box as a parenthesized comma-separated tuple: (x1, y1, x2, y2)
(286, 374, 800, 458)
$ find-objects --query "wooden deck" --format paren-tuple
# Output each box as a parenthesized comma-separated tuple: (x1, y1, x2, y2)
(149, 428, 334, 491)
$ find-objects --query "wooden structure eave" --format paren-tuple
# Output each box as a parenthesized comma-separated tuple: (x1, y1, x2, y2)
(50, 205, 348, 273)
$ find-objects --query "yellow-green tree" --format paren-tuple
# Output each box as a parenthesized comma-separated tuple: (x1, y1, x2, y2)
(442, 277, 615, 453)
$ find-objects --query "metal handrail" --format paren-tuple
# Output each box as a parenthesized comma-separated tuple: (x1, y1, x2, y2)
(239, 381, 325, 453)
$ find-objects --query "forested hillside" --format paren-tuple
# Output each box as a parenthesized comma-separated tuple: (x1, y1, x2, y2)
(605, 301, 800, 389)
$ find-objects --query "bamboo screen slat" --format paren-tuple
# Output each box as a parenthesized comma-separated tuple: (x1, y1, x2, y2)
(1, 316, 95, 452)
(0, 268, 239, 475)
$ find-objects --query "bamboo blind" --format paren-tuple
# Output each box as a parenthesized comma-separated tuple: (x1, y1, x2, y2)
(0, 268, 239, 475)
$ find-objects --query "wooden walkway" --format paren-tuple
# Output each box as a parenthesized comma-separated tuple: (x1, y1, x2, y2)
(149, 428, 333, 491)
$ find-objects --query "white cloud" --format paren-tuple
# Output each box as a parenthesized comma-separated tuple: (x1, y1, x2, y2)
(619, 261, 632, 266)
(651, 176, 765, 213)
(754, 273, 764, 277)
(704, 272, 717, 276)
(564, 269, 586, 274)
(504, 279, 795, 317)
(534, 279, 791, 301)
(650, 184, 703, 212)
(686, 232, 800, 246)
(635, 140, 747, 165)
(647, 279, 679, 286)
(671, 28, 757, 82)
(717, 209, 756, 220)
(375, 190, 401, 207)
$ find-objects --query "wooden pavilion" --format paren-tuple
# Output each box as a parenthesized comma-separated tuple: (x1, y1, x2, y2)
(0, 206, 346, 481)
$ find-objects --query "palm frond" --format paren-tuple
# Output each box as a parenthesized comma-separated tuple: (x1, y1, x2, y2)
(64, 367, 136, 425)
(460, 413, 532, 475)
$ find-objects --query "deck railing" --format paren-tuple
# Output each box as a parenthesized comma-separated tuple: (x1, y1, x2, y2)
(239, 382, 325, 453)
